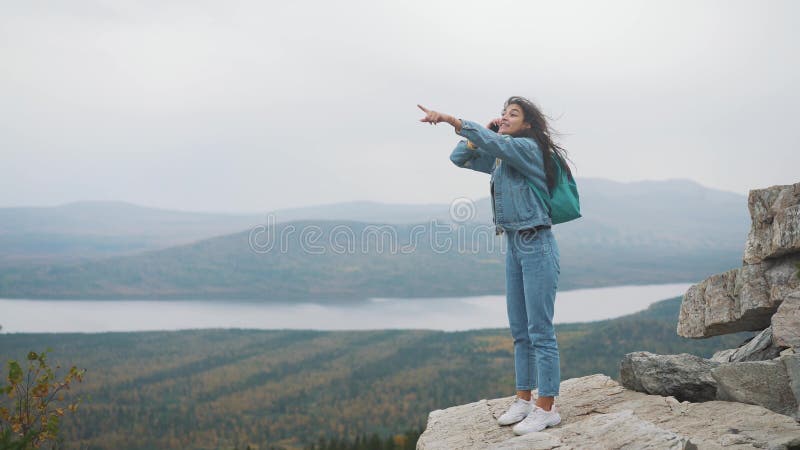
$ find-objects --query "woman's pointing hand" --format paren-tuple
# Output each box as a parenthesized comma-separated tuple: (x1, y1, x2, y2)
(418, 104, 462, 132)
(418, 104, 444, 125)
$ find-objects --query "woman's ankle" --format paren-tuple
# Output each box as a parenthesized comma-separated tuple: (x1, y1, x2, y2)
(535, 396, 554, 411)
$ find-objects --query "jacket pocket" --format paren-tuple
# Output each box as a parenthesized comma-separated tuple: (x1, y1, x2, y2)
(511, 186, 536, 222)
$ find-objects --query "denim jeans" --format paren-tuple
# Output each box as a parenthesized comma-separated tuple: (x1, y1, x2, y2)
(505, 227, 561, 397)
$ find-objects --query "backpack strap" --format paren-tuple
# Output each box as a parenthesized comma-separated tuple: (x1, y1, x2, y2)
(526, 152, 562, 216)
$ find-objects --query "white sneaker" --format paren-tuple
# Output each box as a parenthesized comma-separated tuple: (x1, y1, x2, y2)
(512, 406, 561, 435)
(497, 397, 533, 426)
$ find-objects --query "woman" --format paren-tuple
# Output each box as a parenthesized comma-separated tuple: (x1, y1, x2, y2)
(418, 97, 571, 435)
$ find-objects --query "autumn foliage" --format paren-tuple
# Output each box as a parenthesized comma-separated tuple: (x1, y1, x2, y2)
(0, 350, 85, 449)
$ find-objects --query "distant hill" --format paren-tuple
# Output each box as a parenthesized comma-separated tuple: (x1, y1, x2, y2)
(563, 177, 748, 249)
(0, 201, 264, 264)
(0, 199, 467, 265)
(0, 178, 750, 300)
(0, 178, 748, 259)
(266, 200, 458, 224)
(0, 217, 743, 301)
(0, 296, 754, 450)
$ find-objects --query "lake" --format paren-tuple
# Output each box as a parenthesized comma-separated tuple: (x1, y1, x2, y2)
(0, 282, 693, 333)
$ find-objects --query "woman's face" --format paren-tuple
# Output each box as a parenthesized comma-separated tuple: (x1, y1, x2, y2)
(498, 103, 531, 136)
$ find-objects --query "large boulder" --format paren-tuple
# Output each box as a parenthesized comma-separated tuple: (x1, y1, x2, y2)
(619, 351, 718, 402)
(677, 254, 800, 338)
(416, 374, 800, 450)
(677, 182, 800, 339)
(711, 354, 800, 419)
(743, 182, 800, 264)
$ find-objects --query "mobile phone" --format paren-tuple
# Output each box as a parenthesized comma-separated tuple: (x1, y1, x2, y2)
(489, 123, 499, 132)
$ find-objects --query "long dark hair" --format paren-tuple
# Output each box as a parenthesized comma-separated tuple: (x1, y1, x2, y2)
(504, 96, 574, 191)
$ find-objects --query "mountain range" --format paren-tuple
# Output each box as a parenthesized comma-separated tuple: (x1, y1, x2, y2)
(0, 178, 751, 301)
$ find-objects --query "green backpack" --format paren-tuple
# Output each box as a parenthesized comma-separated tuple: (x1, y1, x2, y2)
(526, 153, 582, 224)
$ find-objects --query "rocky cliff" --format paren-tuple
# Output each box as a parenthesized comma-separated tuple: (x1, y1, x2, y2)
(416, 182, 800, 449)
(417, 374, 800, 449)
(631, 182, 800, 419)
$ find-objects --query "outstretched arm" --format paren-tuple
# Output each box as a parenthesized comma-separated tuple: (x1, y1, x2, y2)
(449, 140, 496, 174)
(418, 104, 545, 182)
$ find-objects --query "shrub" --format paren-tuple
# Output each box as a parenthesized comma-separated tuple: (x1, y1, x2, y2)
(0, 350, 85, 449)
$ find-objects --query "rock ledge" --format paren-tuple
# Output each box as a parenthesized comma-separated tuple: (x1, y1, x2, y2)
(417, 374, 800, 450)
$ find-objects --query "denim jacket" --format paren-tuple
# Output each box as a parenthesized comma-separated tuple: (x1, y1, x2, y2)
(449, 119, 551, 235)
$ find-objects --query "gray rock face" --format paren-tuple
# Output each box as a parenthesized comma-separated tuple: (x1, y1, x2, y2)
(711, 326, 785, 363)
(774, 292, 800, 349)
(744, 182, 800, 264)
(711, 354, 800, 419)
(678, 182, 800, 338)
(677, 245, 800, 338)
(761, 254, 800, 312)
(416, 374, 800, 450)
(619, 351, 719, 402)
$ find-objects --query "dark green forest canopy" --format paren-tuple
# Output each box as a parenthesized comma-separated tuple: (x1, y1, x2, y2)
(0, 297, 753, 450)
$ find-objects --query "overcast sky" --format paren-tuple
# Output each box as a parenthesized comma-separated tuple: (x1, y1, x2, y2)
(2, 0, 798, 213)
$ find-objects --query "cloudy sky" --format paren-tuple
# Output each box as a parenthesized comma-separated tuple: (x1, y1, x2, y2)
(2, 0, 798, 213)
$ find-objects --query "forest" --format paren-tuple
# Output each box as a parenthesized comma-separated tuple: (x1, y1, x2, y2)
(0, 297, 753, 449)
